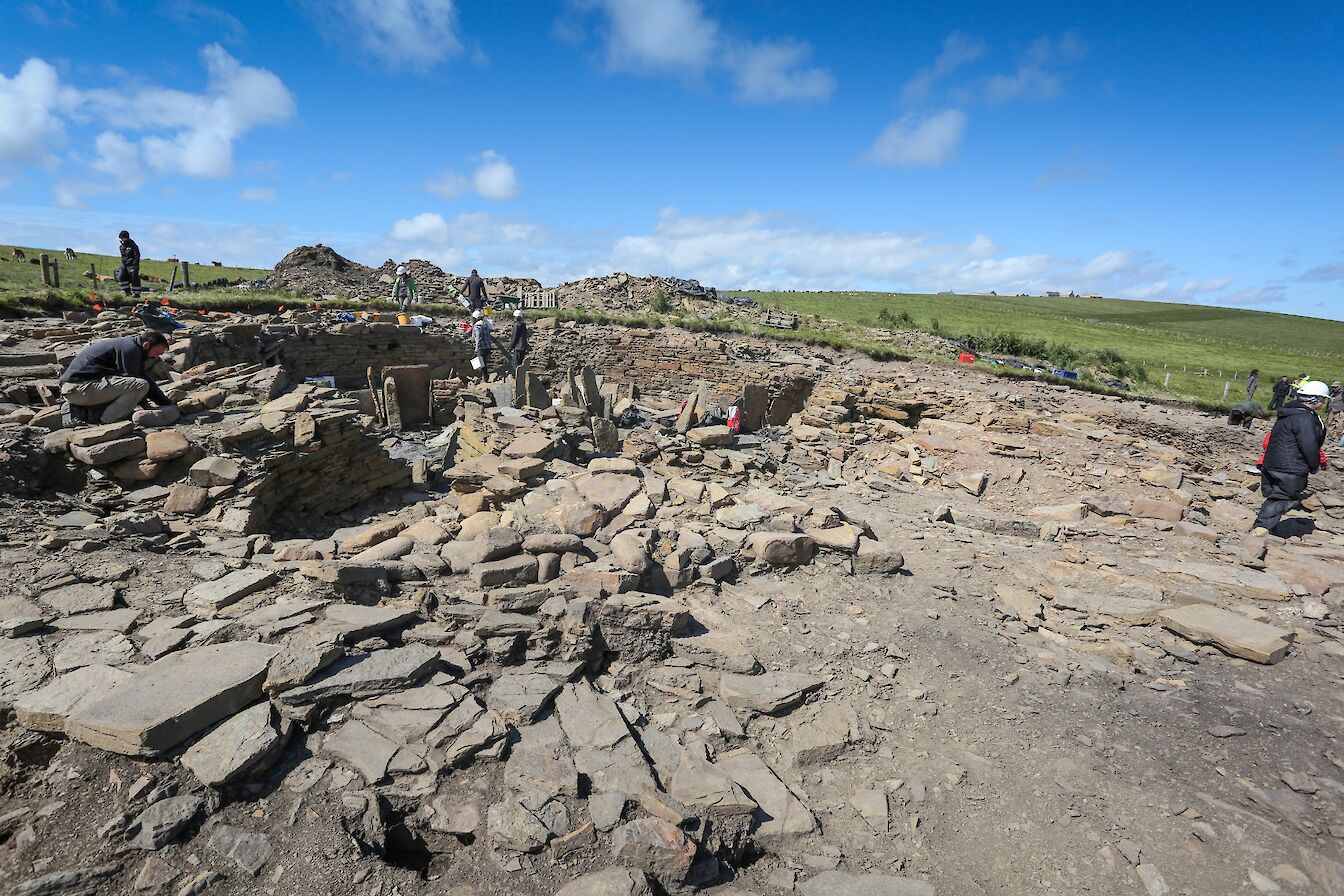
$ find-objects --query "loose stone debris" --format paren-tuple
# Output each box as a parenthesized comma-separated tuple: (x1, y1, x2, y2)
(0, 296, 1342, 896)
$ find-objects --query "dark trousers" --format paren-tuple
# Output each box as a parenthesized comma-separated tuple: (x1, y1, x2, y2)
(478, 350, 492, 382)
(511, 349, 526, 373)
(1253, 469, 1308, 531)
(115, 265, 141, 294)
(1268, 393, 1287, 411)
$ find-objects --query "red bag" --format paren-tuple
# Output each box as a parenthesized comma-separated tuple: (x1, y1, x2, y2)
(727, 405, 742, 434)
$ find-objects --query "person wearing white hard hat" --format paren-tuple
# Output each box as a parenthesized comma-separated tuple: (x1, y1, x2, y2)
(471, 309, 494, 381)
(508, 309, 529, 374)
(391, 264, 417, 313)
(1252, 379, 1329, 535)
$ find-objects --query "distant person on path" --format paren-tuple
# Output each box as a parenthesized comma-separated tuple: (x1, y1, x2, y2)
(464, 268, 489, 312)
(115, 229, 141, 295)
(1328, 381, 1344, 443)
(392, 264, 417, 313)
(471, 310, 494, 382)
(1292, 372, 1310, 397)
(1252, 380, 1329, 535)
(1268, 375, 1292, 412)
(59, 330, 176, 424)
(1246, 369, 1259, 400)
(509, 309, 529, 373)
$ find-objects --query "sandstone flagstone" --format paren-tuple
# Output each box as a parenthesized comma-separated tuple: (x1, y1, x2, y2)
(66, 641, 281, 755)
(1160, 604, 1294, 664)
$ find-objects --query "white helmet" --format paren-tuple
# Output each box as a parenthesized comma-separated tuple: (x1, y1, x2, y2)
(1297, 380, 1330, 400)
(396, 265, 407, 276)
(472, 310, 482, 319)
(513, 309, 523, 318)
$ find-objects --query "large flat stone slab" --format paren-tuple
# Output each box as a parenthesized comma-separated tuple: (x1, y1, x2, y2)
(1141, 559, 1292, 601)
(1159, 604, 1294, 664)
(66, 641, 282, 755)
(181, 701, 288, 787)
(276, 644, 438, 706)
(185, 568, 278, 618)
(720, 671, 823, 715)
(14, 664, 135, 733)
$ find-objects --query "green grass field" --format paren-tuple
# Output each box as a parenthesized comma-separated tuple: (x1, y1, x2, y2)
(3, 241, 1339, 409)
(747, 290, 1344, 407)
(0, 243, 267, 297)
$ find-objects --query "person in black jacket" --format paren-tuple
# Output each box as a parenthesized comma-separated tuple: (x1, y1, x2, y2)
(509, 309, 529, 373)
(59, 330, 176, 423)
(464, 268, 488, 312)
(1267, 375, 1291, 412)
(115, 229, 141, 295)
(1252, 380, 1329, 534)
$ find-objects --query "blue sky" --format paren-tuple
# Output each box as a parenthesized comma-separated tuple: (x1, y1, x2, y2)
(2, 1, 1342, 319)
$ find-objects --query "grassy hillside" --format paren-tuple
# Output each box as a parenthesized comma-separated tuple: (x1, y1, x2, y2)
(4, 240, 1338, 409)
(0, 243, 267, 296)
(749, 290, 1344, 407)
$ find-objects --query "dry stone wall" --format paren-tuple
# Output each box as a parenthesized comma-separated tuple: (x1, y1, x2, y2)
(186, 319, 821, 418)
(187, 325, 477, 388)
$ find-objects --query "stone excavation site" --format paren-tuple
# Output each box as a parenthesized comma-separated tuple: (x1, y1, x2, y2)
(1, 261, 1343, 896)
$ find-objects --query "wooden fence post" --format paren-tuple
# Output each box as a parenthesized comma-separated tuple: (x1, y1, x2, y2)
(51, 259, 59, 288)
(39, 253, 50, 286)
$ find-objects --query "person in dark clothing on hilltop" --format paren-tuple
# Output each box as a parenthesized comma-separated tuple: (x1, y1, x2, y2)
(1252, 380, 1329, 535)
(509, 309, 529, 373)
(1246, 368, 1259, 401)
(1267, 375, 1292, 412)
(59, 330, 177, 424)
(115, 230, 141, 295)
(464, 268, 489, 312)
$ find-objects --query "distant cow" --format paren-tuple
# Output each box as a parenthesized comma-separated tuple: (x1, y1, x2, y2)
(10, 248, 24, 261)
(64, 248, 77, 260)
(211, 260, 222, 267)
(166, 257, 179, 264)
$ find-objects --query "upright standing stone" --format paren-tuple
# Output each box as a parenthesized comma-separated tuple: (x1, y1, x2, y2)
(383, 365, 431, 427)
(383, 377, 403, 431)
(592, 417, 620, 454)
(675, 392, 699, 434)
(581, 365, 605, 417)
(741, 383, 768, 432)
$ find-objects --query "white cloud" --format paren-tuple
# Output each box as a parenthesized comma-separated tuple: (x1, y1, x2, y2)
(372, 210, 551, 274)
(311, 0, 463, 70)
(582, 0, 718, 76)
(574, 0, 833, 105)
(1179, 276, 1235, 296)
(902, 32, 986, 106)
(606, 208, 1059, 292)
(472, 150, 519, 200)
(240, 186, 276, 202)
(1220, 286, 1285, 307)
(866, 109, 967, 167)
(158, 0, 246, 41)
(424, 150, 520, 201)
(46, 45, 295, 205)
(1299, 261, 1344, 283)
(1078, 249, 1135, 280)
(730, 40, 835, 104)
(0, 58, 79, 167)
(425, 170, 468, 198)
(984, 32, 1087, 103)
